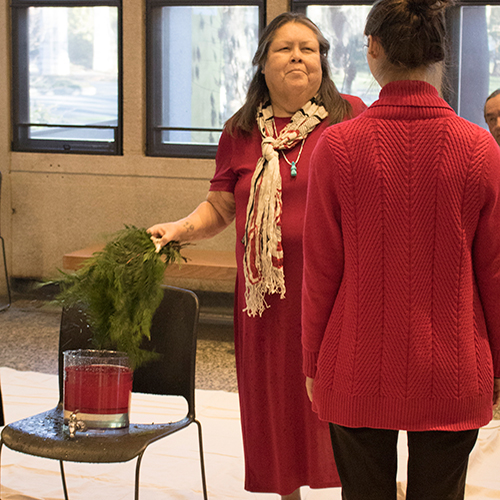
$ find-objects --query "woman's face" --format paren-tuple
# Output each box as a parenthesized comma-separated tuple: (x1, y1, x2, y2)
(262, 22, 322, 115)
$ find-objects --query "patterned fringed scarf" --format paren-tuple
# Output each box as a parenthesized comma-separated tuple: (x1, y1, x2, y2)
(242, 96, 328, 317)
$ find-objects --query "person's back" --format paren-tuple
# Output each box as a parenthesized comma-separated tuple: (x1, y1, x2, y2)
(305, 79, 499, 429)
(301, 1, 500, 498)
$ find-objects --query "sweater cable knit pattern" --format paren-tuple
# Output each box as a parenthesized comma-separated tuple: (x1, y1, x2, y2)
(302, 80, 500, 431)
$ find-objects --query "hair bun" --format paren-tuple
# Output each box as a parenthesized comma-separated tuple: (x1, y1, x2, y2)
(407, 0, 428, 15)
(407, 0, 453, 17)
(365, 0, 452, 69)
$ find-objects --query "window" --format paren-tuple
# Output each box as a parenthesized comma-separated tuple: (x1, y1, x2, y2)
(146, 0, 264, 158)
(294, 1, 500, 131)
(11, 0, 122, 155)
(293, 2, 379, 107)
(446, 3, 500, 130)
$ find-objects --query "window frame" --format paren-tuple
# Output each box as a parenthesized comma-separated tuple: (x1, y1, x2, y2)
(11, 0, 123, 155)
(444, 1, 500, 116)
(146, 0, 265, 159)
(292, 0, 375, 14)
(292, 0, 500, 123)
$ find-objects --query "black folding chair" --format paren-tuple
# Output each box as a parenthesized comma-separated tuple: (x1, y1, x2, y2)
(0, 285, 208, 499)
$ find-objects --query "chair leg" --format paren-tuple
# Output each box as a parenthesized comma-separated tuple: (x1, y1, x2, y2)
(195, 419, 209, 500)
(0, 439, 4, 498)
(0, 236, 11, 312)
(59, 460, 70, 500)
(0, 386, 4, 426)
(135, 451, 145, 500)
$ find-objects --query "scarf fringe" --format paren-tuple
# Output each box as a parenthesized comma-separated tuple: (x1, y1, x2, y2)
(243, 272, 286, 317)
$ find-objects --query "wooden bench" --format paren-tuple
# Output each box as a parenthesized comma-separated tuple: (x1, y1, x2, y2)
(62, 245, 237, 284)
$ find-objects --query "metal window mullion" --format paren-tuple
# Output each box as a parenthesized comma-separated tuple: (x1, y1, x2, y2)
(116, 0, 123, 154)
(146, 3, 165, 154)
(147, 0, 262, 6)
(11, 7, 30, 149)
(11, 1, 121, 7)
(292, 0, 376, 10)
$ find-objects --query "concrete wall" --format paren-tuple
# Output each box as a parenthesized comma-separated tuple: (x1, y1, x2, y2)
(0, 0, 288, 292)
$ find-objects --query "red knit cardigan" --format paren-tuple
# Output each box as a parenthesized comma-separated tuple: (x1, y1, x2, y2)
(302, 80, 500, 431)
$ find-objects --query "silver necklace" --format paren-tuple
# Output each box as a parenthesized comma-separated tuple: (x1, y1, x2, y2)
(272, 119, 305, 178)
(280, 139, 305, 178)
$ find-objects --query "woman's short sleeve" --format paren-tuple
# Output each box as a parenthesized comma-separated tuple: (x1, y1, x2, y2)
(211, 129, 238, 193)
(340, 93, 368, 119)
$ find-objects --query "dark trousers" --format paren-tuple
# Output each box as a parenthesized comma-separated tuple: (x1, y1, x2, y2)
(329, 424, 479, 500)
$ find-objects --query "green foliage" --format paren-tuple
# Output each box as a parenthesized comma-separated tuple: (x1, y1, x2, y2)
(52, 226, 187, 369)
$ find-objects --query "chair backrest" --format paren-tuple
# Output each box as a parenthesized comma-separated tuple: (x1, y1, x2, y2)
(57, 285, 200, 418)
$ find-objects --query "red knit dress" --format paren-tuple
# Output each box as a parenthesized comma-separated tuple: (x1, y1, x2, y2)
(302, 80, 500, 432)
(210, 95, 367, 494)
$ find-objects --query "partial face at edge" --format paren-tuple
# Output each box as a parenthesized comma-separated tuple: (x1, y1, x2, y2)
(485, 93, 500, 146)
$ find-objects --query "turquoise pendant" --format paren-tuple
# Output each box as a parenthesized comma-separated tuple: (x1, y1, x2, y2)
(290, 162, 297, 177)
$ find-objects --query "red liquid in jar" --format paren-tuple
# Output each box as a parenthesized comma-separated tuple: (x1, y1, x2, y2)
(64, 364, 132, 415)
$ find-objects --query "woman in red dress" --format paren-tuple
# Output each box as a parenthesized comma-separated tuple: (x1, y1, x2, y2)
(149, 12, 366, 499)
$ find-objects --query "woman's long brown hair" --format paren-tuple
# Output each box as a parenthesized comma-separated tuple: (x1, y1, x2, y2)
(225, 12, 352, 136)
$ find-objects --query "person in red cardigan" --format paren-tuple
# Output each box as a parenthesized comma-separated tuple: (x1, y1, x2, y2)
(302, 0, 500, 499)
